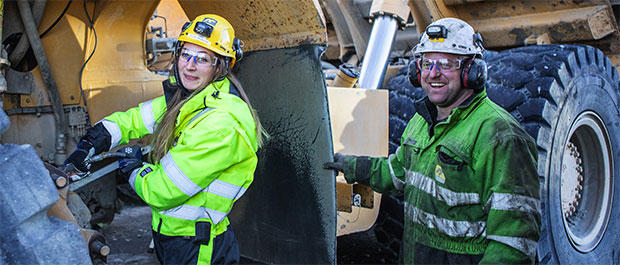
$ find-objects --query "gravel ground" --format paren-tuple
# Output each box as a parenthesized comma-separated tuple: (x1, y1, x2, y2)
(103, 205, 392, 264)
(102, 205, 158, 265)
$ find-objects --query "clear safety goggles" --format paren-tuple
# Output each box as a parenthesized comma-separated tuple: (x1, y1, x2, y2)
(418, 56, 466, 72)
(179, 48, 218, 66)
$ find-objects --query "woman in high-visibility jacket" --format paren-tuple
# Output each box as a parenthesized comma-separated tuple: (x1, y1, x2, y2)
(65, 14, 266, 264)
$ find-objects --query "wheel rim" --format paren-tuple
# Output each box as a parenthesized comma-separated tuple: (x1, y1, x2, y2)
(560, 111, 614, 253)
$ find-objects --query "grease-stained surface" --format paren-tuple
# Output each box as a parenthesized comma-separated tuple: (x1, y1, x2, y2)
(229, 45, 336, 264)
(178, 0, 326, 52)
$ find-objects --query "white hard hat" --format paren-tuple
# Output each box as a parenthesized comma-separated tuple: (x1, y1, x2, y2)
(414, 18, 483, 57)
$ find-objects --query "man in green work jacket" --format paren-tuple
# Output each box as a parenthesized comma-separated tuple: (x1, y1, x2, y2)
(325, 18, 541, 264)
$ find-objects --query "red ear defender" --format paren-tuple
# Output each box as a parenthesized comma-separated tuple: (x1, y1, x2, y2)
(408, 58, 422, 87)
(461, 57, 487, 91)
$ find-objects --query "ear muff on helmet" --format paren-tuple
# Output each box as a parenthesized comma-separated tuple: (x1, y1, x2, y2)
(233, 38, 243, 62)
(408, 58, 422, 87)
(460, 57, 487, 91)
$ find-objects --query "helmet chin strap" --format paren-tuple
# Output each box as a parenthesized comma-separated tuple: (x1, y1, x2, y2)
(172, 60, 193, 98)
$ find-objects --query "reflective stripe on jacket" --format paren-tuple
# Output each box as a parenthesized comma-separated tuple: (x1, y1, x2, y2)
(344, 89, 541, 264)
(102, 78, 258, 238)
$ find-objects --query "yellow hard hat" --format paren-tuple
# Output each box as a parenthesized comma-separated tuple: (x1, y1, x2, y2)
(177, 14, 243, 68)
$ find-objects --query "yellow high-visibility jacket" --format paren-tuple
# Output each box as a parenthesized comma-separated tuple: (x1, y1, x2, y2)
(100, 77, 258, 245)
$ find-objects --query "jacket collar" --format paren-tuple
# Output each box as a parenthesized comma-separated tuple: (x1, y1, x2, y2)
(178, 78, 229, 121)
(414, 87, 487, 126)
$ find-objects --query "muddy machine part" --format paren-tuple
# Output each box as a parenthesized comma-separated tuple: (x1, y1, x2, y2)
(0, 109, 92, 264)
(231, 45, 336, 265)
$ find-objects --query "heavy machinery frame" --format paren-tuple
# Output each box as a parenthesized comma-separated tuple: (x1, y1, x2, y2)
(2, 0, 620, 264)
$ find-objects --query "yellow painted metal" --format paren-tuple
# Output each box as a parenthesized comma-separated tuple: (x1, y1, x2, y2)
(608, 54, 620, 76)
(446, 0, 610, 21)
(178, 0, 327, 52)
(20, 66, 47, 107)
(381, 65, 403, 89)
(469, 5, 617, 49)
(337, 181, 353, 212)
(334, 0, 371, 61)
(369, 0, 411, 26)
(443, 0, 484, 4)
(337, 182, 375, 213)
(331, 68, 358, 88)
(408, 0, 432, 34)
(327, 87, 388, 236)
(408, 0, 620, 53)
(353, 184, 375, 208)
(80, 0, 166, 123)
(5, 0, 167, 116)
(423, 0, 456, 21)
(149, 0, 188, 39)
(16, 0, 99, 106)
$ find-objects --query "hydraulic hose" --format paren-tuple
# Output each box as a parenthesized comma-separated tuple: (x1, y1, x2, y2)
(17, 0, 68, 165)
(9, 0, 46, 66)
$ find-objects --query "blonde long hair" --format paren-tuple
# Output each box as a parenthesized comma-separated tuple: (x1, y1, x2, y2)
(149, 55, 268, 163)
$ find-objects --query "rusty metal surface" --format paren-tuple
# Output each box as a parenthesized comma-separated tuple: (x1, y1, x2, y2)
(470, 5, 617, 48)
(416, 0, 620, 52)
(337, 182, 353, 212)
(178, 0, 327, 52)
(448, 0, 610, 19)
(353, 184, 375, 208)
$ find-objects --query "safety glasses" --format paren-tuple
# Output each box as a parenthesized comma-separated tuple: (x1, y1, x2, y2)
(180, 48, 218, 66)
(418, 56, 466, 72)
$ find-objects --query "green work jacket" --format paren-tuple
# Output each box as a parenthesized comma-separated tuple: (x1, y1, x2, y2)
(344, 89, 541, 264)
(100, 78, 258, 241)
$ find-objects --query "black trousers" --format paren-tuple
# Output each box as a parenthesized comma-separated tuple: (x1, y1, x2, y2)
(413, 243, 483, 265)
(152, 226, 240, 265)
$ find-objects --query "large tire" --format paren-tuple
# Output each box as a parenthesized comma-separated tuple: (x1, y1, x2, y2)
(485, 44, 620, 264)
(0, 143, 92, 264)
(373, 194, 405, 263)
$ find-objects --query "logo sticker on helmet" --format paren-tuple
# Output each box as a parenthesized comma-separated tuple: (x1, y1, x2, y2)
(203, 17, 218, 26)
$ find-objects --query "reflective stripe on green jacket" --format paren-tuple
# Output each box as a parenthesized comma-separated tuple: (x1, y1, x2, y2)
(101, 78, 258, 238)
(344, 89, 541, 264)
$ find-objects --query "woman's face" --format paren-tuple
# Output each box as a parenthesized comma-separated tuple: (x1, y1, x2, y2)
(177, 43, 218, 91)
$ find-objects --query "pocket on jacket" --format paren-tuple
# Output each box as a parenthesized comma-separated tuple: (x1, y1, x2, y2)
(402, 137, 422, 167)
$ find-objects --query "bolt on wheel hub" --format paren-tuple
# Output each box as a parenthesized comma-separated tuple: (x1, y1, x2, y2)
(560, 111, 613, 253)
(561, 142, 583, 218)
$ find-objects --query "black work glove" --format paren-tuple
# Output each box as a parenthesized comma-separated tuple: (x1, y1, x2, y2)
(64, 140, 95, 172)
(323, 152, 345, 173)
(117, 145, 144, 182)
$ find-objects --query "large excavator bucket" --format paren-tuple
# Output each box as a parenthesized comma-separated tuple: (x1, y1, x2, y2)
(178, 1, 336, 263)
